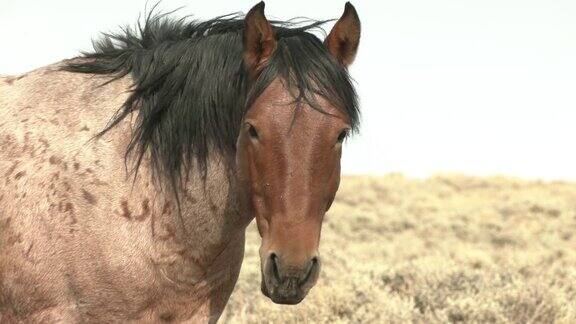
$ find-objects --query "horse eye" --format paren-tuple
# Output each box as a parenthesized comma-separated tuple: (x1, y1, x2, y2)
(337, 130, 348, 143)
(248, 124, 259, 139)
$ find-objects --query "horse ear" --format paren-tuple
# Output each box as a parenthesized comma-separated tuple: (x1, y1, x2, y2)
(243, 1, 277, 73)
(325, 2, 361, 67)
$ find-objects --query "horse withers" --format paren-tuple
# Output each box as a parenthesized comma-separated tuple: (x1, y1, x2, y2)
(0, 2, 360, 322)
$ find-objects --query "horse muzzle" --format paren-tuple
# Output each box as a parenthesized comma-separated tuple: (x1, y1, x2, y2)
(260, 252, 320, 304)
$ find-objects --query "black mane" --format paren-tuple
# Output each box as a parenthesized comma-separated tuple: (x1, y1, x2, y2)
(65, 8, 359, 189)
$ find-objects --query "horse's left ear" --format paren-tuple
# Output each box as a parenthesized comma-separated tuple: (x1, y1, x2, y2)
(243, 1, 277, 73)
(325, 2, 361, 67)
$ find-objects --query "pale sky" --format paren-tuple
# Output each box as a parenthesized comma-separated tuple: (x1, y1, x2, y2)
(1, 0, 575, 180)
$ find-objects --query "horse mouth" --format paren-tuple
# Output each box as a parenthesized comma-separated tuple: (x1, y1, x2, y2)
(261, 279, 306, 305)
(259, 252, 320, 304)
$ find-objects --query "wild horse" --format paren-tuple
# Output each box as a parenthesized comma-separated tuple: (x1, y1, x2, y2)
(0, 2, 360, 322)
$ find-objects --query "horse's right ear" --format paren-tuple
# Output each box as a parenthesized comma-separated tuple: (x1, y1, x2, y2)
(243, 1, 277, 74)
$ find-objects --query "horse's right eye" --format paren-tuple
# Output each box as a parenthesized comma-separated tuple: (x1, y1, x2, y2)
(248, 124, 259, 139)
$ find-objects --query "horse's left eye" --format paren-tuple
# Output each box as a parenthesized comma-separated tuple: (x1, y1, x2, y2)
(337, 130, 348, 143)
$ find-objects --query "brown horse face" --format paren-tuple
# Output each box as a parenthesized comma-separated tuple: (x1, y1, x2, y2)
(237, 79, 350, 304)
(237, 2, 360, 304)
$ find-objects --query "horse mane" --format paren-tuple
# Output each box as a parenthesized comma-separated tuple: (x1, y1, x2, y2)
(64, 7, 359, 190)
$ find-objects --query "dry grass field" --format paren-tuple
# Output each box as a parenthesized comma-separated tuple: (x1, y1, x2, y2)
(221, 174, 576, 323)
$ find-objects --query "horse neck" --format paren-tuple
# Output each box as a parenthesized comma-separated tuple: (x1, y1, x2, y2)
(130, 154, 249, 289)
(88, 70, 250, 262)
(180, 157, 244, 233)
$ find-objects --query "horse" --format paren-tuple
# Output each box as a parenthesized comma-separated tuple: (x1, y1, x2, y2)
(0, 1, 360, 322)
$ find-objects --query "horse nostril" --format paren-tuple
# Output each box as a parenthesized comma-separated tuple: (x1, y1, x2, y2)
(269, 253, 281, 282)
(301, 256, 320, 286)
(311, 256, 319, 265)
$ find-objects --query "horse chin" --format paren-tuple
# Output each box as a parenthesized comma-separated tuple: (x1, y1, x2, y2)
(260, 275, 308, 305)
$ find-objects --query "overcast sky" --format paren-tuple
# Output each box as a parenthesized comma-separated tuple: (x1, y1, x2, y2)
(1, 0, 575, 180)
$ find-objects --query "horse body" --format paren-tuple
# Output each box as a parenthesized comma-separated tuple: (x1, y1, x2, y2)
(0, 65, 247, 322)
